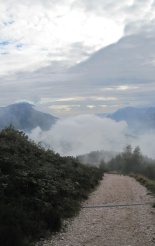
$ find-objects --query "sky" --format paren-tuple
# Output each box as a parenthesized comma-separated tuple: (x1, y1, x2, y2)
(1, 0, 155, 116)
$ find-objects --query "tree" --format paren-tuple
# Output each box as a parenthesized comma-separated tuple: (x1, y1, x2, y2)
(122, 145, 133, 173)
(132, 146, 142, 172)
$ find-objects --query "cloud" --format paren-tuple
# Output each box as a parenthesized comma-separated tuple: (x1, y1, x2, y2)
(37, 96, 119, 115)
(0, 0, 155, 77)
(29, 114, 155, 159)
(39, 96, 118, 104)
(48, 104, 81, 113)
(4, 0, 154, 76)
(115, 85, 139, 91)
(29, 115, 129, 156)
(74, 0, 155, 23)
(1, 1, 155, 115)
(71, 27, 155, 94)
(0, 0, 124, 76)
(134, 131, 155, 159)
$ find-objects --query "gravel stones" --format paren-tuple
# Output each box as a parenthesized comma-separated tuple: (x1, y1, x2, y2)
(37, 174, 155, 246)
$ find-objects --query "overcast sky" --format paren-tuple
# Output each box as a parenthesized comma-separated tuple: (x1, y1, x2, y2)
(1, 0, 155, 116)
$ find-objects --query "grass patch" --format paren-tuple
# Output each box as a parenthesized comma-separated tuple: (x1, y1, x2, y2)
(131, 174, 155, 207)
(131, 174, 155, 194)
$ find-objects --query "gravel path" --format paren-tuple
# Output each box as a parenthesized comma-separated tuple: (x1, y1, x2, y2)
(38, 174, 155, 246)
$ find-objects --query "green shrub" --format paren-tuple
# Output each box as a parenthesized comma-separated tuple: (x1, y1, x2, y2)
(0, 127, 104, 245)
(106, 145, 155, 207)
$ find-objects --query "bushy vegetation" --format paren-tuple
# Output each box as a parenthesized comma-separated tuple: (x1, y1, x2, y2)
(106, 145, 155, 198)
(107, 145, 155, 178)
(131, 175, 155, 194)
(0, 127, 103, 246)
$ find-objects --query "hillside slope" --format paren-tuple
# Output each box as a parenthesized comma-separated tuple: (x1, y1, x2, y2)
(0, 127, 103, 246)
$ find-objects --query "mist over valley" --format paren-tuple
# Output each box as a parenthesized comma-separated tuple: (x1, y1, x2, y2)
(1, 102, 155, 160)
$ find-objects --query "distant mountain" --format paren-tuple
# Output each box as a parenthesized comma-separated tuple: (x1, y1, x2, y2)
(104, 107, 155, 132)
(0, 102, 58, 131)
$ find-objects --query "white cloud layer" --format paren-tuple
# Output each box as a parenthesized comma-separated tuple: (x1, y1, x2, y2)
(1, 1, 155, 114)
(29, 114, 155, 159)
(29, 115, 129, 156)
(0, 0, 124, 75)
(1, 0, 155, 76)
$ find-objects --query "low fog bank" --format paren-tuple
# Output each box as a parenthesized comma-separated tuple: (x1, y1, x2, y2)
(78, 150, 117, 166)
(29, 114, 155, 160)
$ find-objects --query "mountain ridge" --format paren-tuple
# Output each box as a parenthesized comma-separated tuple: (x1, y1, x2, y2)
(100, 106, 155, 132)
(0, 102, 57, 131)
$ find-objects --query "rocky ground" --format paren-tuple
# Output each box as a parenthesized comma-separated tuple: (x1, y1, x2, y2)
(37, 174, 155, 246)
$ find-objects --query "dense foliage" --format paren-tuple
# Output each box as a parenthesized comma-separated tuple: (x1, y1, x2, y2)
(0, 127, 103, 246)
(106, 145, 155, 198)
(107, 145, 155, 180)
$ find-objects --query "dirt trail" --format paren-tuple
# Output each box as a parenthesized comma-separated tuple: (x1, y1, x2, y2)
(39, 174, 155, 246)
